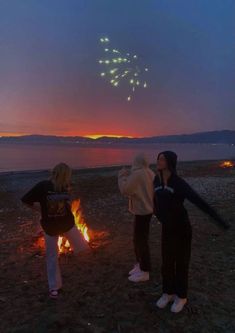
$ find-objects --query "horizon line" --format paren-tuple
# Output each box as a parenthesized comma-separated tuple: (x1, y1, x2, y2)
(0, 129, 234, 140)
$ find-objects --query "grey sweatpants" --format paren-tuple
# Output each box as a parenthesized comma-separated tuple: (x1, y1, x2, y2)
(44, 225, 89, 291)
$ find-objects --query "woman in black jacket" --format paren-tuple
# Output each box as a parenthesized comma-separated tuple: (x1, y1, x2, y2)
(154, 151, 230, 313)
(22, 163, 89, 299)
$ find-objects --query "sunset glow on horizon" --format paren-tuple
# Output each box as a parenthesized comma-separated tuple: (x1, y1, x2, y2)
(0, 132, 136, 139)
(84, 134, 135, 139)
(0, 132, 28, 137)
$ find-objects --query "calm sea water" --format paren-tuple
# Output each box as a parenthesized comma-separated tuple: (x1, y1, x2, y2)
(0, 143, 234, 172)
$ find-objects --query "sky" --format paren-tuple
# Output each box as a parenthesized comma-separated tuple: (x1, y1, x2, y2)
(0, 0, 235, 137)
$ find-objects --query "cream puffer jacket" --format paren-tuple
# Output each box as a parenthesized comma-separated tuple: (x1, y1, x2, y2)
(118, 154, 155, 215)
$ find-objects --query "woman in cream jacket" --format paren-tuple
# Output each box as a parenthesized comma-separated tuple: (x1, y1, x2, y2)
(118, 153, 155, 282)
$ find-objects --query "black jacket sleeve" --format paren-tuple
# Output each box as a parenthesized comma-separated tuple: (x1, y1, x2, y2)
(179, 178, 230, 230)
(21, 182, 44, 206)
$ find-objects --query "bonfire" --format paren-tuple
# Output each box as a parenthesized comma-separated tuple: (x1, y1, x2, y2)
(58, 199, 90, 254)
(220, 160, 234, 168)
(33, 199, 110, 254)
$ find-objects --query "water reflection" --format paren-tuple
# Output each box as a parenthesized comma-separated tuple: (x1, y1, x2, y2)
(0, 143, 234, 172)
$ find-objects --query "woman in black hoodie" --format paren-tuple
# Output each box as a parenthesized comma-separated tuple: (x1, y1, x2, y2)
(154, 151, 230, 313)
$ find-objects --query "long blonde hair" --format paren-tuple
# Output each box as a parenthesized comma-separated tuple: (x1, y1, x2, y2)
(51, 163, 72, 192)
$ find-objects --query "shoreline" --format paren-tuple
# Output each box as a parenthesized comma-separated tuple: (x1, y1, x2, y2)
(1, 141, 234, 175)
(0, 158, 234, 177)
(0, 159, 234, 332)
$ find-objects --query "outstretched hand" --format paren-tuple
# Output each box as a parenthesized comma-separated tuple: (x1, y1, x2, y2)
(217, 217, 232, 231)
(223, 218, 232, 230)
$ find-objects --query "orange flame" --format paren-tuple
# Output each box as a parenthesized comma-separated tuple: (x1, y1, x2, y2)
(71, 199, 90, 242)
(57, 199, 89, 253)
(220, 160, 234, 168)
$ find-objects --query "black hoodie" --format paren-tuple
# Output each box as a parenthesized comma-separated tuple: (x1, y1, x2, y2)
(154, 151, 229, 231)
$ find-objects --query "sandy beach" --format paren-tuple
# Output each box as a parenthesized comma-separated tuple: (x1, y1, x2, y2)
(0, 160, 235, 333)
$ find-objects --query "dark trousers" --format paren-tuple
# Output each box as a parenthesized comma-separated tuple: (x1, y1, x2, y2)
(161, 225, 192, 298)
(133, 214, 152, 272)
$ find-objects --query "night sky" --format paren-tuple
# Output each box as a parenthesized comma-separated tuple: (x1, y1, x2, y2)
(0, 0, 235, 137)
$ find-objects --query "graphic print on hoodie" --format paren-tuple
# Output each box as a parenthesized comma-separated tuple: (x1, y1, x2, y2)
(21, 180, 75, 236)
(46, 192, 71, 218)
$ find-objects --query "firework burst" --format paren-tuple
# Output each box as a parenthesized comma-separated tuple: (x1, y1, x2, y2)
(98, 37, 149, 101)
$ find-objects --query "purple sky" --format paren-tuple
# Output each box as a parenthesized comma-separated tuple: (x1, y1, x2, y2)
(0, 0, 235, 137)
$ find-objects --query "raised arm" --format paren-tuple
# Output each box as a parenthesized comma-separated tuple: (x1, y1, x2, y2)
(180, 178, 230, 230)
(21, 182, 43, 211)
(118, 170, 138, 196)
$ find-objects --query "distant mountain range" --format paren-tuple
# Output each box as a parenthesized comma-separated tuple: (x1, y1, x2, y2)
(0, 130, 235, 145)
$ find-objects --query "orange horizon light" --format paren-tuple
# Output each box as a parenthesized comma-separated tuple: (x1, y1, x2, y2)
(0, 132, 137, 139)
(84, 134, 135, 139)
(0, 132, 28, 137)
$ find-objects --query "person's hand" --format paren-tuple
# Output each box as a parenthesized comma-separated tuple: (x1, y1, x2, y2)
(217, 218, 232, 231)
(119, 167, 129, 177)
(223, 219, 232, 230)
(33, 203, 41, 213)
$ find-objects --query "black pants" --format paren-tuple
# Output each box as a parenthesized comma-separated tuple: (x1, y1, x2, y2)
(161, 225, 192, 298)
(133, 214, 152, 272)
